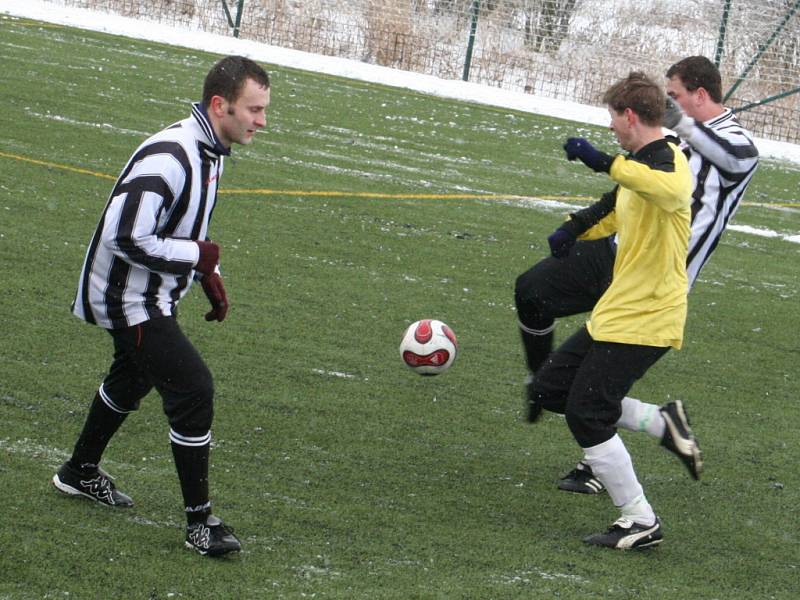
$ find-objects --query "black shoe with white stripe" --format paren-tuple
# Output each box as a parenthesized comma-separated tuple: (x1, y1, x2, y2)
(584, 517, 663, 550)
(557, 462, 605, 494)
(52, 461, 133, 507)
(186, 515, 242, 557)
(660, 400, 703, 480)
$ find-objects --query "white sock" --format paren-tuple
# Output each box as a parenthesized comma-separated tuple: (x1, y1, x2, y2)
(620, 494, 656, 526)
(616, 396, 665, 439)
(582, 434, 654, 526)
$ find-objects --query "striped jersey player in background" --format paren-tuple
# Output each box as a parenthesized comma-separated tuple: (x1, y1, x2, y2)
(515, 56, 759, 496)
(52, 55, 270, 557)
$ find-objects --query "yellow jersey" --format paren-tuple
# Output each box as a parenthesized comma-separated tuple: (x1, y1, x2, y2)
(580, 140, 692, 349)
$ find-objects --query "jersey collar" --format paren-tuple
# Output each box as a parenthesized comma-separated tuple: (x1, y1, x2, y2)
(191, 102, 231, 157)
(705, 107, 733, 128)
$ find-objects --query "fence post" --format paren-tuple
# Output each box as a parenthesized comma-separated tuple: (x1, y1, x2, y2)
(713, 0, 731, 66)
(220, 0, 246, 38)
(462, 0, 480, 82)
(724, 0, 800, 102)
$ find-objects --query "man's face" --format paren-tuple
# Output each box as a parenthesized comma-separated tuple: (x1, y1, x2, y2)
(608, 107, 633, 152)
(665, 76, 699, 119)
(216, 78, 270, 147)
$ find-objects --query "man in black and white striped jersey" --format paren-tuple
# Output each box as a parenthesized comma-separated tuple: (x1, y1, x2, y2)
(514, 56, 759, 494)
(52, 55, 270, 557)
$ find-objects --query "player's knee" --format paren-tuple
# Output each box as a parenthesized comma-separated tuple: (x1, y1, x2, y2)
(565, 409, 596, 446)
(165, 370, 215, 435)
(99, 379, 150, 413)
(529, 370, 567, 414)
(514, 269, 538, 307)
(515, 270, 553, 327)
(565, 403, 621, 447)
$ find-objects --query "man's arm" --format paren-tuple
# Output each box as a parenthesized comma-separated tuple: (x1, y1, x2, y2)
(665, 98, 758, 179)
(101, 145, 200, 276)
(563, 188, 618, 236)
(547, 189, 617, 257)
(610, 143, 692, 213)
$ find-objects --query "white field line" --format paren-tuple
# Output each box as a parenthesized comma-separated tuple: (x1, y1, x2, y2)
(727, 224, 800, 244)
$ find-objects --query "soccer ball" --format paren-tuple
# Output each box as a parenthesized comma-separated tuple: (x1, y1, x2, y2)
(399, 319, 458, 375)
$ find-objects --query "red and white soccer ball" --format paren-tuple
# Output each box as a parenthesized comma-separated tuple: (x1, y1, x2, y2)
(399, 319, 458, 375)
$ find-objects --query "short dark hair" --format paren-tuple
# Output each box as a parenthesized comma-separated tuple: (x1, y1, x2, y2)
(602, 71, 665, 126)
(666, 56, 722, 103)
(202, 55, 270, 107)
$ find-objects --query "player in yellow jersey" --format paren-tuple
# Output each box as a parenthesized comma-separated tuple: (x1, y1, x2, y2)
(528, 72, 692, 549)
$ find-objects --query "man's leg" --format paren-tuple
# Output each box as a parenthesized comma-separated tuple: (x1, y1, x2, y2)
(564, 339, 668, 549)
(560, 395, 703, 493)
(53, 333, 152, 507)
(617, 396, 703, 479)
(514, 238, 614, 420)
(527, 326, 594, 416)
(128, 317, 240, 556)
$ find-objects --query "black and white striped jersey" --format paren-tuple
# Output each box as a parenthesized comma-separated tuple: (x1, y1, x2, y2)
(72, 103, 230, 329)
(679, 108, 759, 286)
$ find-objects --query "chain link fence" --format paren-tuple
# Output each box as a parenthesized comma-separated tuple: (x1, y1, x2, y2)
(46, 0, 800, 144)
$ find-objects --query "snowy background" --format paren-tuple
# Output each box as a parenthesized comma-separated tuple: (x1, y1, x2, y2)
(3, 0, 800, 165)
(1, 0, 798, 244)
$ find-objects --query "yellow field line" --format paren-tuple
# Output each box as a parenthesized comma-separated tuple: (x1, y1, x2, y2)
(1, 150, 798, 208)
(0, 151, 117, 181)
(220, 188, 590, 202)
(4, 17, 66, 29)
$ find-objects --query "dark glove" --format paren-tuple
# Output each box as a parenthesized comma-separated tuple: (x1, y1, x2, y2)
(563, 137, 613, 173)
(195, 240, 220, 275)
(662, 96, 684, 130)
(662, 96, 693, 136)
(201, 273, 228, 322)
(547, 226, 577, 258)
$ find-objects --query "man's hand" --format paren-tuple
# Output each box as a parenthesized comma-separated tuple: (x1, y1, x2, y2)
(195, 240, 220, 275)
(563, 138, 613, 173)
(663, 96, 694, 137)
(547, 226, 577, 258)
(201, 273, 228, 322)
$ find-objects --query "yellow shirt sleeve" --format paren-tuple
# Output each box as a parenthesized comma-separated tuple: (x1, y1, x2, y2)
(609, 151, 688, 213)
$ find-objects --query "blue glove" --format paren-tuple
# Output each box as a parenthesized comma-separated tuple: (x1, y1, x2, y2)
(563, 137, 613, 173)
(547, 226, 576, 258)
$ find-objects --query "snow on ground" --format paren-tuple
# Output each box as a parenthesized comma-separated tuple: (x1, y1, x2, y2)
(3, 0, 800, 165)
(2, 0, 799, 245)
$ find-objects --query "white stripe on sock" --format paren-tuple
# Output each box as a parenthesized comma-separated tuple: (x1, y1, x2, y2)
(518, 320, 556, 336)
(169, 429, 211, 447)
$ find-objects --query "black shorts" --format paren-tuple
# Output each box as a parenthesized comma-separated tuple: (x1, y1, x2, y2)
(102, 316, 214, 436)
(515, 237, 616, 326)
(531, 325, 669, 447)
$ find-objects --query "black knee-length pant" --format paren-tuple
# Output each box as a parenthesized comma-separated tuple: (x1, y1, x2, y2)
(102, 316, 214, 438)
(531, 325, 669, 448)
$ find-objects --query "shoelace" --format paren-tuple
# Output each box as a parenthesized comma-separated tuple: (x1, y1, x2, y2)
(611, 517, 635, 530)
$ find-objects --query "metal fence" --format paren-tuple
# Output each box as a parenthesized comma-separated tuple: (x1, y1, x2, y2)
(47, 0, 800, 144)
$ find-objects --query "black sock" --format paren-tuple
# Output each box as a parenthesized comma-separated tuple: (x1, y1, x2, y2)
(520, 326, 554, 373)
(170, 440, 211, 525)
(70, 392, 128, 469)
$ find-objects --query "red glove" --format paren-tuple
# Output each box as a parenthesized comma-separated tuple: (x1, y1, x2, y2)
(201, 273, 228, 322)
(195, 240, 220, 275)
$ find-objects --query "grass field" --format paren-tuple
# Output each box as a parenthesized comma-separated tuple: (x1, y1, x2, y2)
(1, 14, 799, 599)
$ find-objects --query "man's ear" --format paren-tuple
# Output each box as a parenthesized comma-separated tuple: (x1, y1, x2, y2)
(209, 95, 227, 118)
(624, 107, 638, 126)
